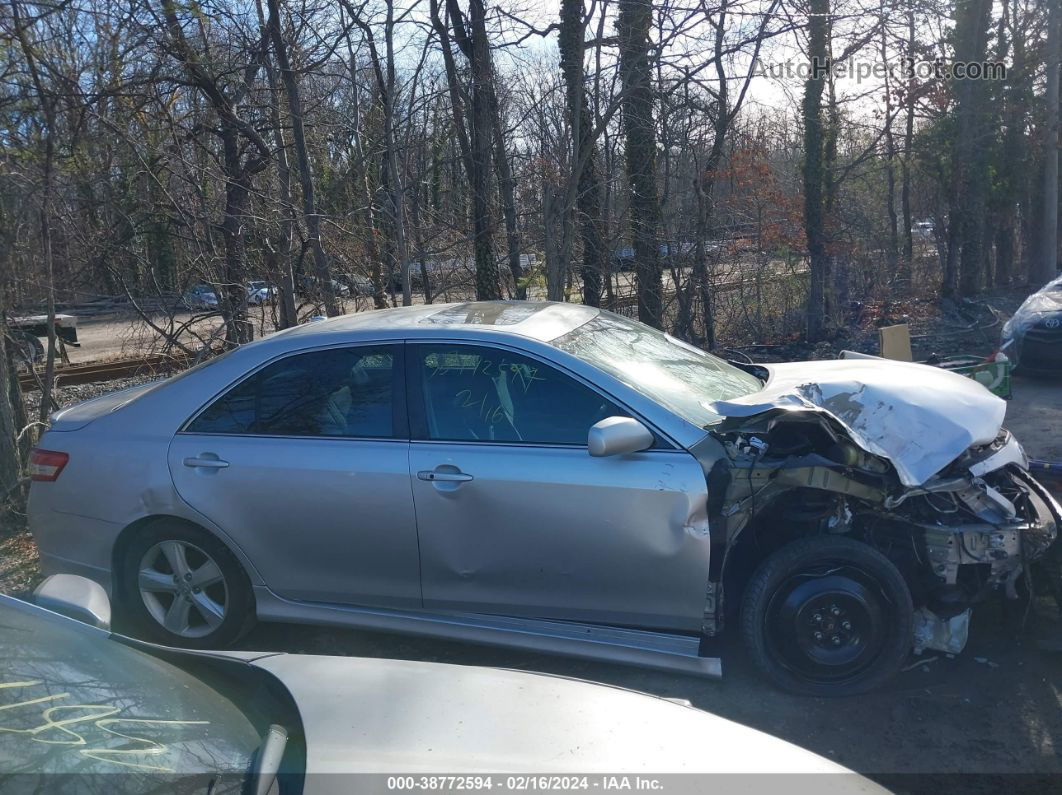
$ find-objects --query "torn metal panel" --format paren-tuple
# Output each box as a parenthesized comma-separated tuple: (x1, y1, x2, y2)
(913, 607, 971, 655)
(969, 433, 1027, 477)
(708, 358, 1006, 487)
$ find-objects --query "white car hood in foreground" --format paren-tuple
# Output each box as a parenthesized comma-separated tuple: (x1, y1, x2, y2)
(710, 358, 1006, 487)
(251, 654, 875, 786)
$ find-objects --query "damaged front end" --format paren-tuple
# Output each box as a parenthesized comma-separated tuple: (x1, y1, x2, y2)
(701, 407, 1062, 663)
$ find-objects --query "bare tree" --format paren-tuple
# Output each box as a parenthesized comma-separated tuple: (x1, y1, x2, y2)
(156, 0, 274, 343)
(618, 0, 663, 328)
(267, 0, 339, 316)
(439, 0, 501, 301)
(1039, 0, 1060, 284)
(559, 0, 606, 307)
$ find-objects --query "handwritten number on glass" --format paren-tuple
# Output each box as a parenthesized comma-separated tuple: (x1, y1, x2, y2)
(0, 679, 209, 772)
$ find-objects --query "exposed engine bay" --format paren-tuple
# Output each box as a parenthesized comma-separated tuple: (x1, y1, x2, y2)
(699, 407, 1062, 658)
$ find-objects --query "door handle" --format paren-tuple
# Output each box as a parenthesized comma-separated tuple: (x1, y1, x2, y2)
(417, 470, 473, 482)
(183, 456, 230, 469)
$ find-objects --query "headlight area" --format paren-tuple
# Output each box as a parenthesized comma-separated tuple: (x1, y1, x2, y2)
(867, 465, 1059, 652)
(705, 419, 1061, 660)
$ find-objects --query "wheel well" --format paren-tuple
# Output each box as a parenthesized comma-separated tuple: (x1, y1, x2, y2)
(719, 488, 849, 620)
(111, 515, 234, 601)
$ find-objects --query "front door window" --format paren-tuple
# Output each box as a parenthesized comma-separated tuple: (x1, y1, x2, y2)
(414, 345, 622, 445)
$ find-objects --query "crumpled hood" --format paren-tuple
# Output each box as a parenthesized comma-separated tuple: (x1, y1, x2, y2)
(709, 358, 1006, 487)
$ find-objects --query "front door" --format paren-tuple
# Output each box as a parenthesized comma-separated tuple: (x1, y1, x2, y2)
(407, 342, 710, 631)
(168, 343, 421, 607)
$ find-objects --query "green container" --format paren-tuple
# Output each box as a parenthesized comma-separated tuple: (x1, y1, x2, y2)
(933, 356, 1012, 398)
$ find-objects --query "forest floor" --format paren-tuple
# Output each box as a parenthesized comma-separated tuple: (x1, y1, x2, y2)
(4, 283, 1062, 786)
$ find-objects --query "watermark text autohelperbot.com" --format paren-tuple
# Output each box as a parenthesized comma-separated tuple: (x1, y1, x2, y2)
(755, 56, 1006, 83)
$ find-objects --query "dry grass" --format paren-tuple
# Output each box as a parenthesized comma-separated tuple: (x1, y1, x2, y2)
(0, 525, 41, 598)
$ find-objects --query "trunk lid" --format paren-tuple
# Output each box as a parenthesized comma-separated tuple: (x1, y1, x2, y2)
(47, 381, 161, 432)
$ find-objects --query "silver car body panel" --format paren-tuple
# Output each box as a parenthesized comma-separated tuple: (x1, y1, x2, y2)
(5, 592, 863, 782)
(410, 440, 709, 629)
(253, 588, 720, 677)
(247, 652, 866, 778)
(709, 357, 1007, 486)
(168, 434, 421, 606)
(29, 302, 722, 673)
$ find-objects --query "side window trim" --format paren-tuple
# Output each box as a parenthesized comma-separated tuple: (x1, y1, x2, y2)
(180, 342, 408, 440)
(404, 340, 673, 449)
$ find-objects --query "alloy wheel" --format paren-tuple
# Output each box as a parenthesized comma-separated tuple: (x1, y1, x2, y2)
(138, 540, 229, 639)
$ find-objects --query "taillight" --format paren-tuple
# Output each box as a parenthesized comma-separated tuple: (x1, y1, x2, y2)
(29, 449, 69, 482)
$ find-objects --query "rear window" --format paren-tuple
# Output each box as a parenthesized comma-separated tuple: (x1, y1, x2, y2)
(187, 346, 396, 438)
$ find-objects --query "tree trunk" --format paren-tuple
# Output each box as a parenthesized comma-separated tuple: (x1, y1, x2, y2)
(617, 0, 663, 328)
(488, 87, 524, 298)
(543, 181, 569, 302)
(267, 0, 339, 316)
(218, 125, 253, 345)
(881, 25, 900, 282)
(1039, 0, 1060, 284)
(159, 0, 270, 341)
(444, 0, 501, 301)
(11, 1, 58, 422)
(901, 7, 915, 277)
(0, 322, 23, 510)
(952, 0, 994, 296)
(255, 0, 297, 328)
(559, 0, 606, 308)
(803, 0, 830, 341)
(343, 30, 389, 309)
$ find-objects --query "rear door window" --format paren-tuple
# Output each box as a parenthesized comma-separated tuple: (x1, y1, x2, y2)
(187, 346, 398, 438)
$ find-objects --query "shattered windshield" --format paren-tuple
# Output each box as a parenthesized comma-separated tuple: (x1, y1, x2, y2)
(551, 311, 763, 427)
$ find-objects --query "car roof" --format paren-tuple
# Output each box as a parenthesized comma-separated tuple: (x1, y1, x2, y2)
(279, 300, 601, 343)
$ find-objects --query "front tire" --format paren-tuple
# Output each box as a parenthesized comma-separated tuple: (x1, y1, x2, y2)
(740, 535, 913, 696)
(119, 520, 255, 648)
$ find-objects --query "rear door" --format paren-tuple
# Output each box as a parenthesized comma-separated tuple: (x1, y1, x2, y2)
(168, 343, 421, 607)
(407, 342, 711, 631)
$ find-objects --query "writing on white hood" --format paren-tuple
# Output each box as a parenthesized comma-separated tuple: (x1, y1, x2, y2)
(708, 358, 1007, 487)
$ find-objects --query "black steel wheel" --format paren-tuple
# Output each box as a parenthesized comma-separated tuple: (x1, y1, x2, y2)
(740, 535, 913, 696)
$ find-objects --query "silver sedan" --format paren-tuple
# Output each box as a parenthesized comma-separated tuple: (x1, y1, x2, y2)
(28, 301, 1060, 695)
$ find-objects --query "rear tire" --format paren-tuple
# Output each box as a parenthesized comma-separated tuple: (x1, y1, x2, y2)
(740, 535, 913, 696)
(119, 520, 255, 648)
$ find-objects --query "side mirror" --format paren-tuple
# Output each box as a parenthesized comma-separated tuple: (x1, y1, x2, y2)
(588, 416, 654, 457)
(34, 574, 111, 630)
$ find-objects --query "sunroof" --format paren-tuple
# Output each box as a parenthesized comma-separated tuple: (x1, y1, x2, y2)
(420, 301, 548, 326)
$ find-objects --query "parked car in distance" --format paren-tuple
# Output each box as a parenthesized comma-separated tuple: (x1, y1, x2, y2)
(298, 275, 350, 298)
(338, 273, 376, 297)
(912, 220, 935, 241)
(1, 575, 870, 790)
(6, 313, 81, 366)
(387, 268, 424, 292)
(1001, 274, 1062, 376)
(182, 283, 219, 310)
(28, 301, 1060, 696)
(247, 281, 278, 306)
